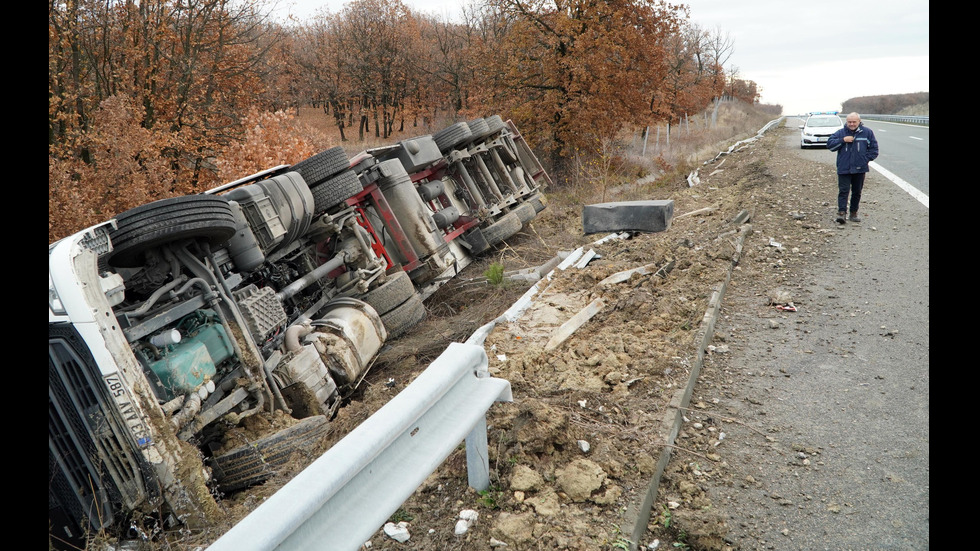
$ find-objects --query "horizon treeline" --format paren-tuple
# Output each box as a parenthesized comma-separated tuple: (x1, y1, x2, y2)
(842, 92, 928, 116)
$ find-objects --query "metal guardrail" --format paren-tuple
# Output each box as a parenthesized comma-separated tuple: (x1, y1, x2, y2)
(206, 342, 513, 551)
(852, 114, 928, 126)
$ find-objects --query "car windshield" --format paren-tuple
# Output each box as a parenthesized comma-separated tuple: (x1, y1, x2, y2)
(807, 116, 841, 128)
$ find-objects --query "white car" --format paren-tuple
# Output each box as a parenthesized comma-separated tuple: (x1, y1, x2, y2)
(799, 113, 844, 149)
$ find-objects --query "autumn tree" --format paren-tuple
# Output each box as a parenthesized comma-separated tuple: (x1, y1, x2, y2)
(294, 14, 357, 140)
(478, 0, 686, 169)
(49, 0, 279, 190)
(728, 76, 760, 104)
(334, 0, 422, 140)
(49, 0, 286, 240)
(654, 21, 727, 124)
(413, 14, 474, 121)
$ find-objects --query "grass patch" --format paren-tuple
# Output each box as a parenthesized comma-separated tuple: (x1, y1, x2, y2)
(483, 262, 505, 286)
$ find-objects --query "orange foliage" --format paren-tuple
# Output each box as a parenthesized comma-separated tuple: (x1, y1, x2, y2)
(49, 95, 182, 243)
(215, 109, 331, 181)
(476, 0, 688, 165)
(49, 0, 759, 240)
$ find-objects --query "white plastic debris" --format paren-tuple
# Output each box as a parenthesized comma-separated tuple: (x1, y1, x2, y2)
(490, 537, 509, 547)
(648, 539, 660, 550)
(383, 521, 411, 543)
(577, 399, 587, 408)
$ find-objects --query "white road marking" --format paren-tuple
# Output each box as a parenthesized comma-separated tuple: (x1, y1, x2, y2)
(869, 161, 928, 208)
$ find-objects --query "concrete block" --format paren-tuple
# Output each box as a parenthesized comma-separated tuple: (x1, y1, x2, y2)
(582, 200, 674, 235)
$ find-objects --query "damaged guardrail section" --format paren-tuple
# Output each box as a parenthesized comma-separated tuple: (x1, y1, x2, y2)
(206, 342, 512, 551)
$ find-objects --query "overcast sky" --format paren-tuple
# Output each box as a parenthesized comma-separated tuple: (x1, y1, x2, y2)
(268, 0, 929, 116)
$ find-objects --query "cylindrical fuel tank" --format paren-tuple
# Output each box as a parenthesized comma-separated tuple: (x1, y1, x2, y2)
(374, 160, 451, 273)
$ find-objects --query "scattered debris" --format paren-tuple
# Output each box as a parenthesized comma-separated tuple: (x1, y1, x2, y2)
(383, 521, 411, 543)
(599, 260, 674, 285)
(454, 509, 479, 535)
(544, 298, 606, 351)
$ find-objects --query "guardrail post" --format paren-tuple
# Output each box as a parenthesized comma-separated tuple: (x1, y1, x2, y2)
(465, 416, 491, 490)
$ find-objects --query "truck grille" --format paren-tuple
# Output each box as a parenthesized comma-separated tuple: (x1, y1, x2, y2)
(48, 323, 158, 532)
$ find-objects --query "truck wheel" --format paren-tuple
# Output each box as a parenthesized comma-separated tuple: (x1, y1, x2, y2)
(434, 122, 473, 153)
(528, 193, 547, 213)
(484, 115, 505, 136)
(482, 212, 522, 246)
(360, 270, 416, 316)
(311, 169, 363, 215)
(512, 201, 537, 224)
(291, 146, 350, 187)
(108, 195, 238, 268)
(467, 118, 490, 142)
(208, 415, 329, 493)
(381, 293, 426, 339)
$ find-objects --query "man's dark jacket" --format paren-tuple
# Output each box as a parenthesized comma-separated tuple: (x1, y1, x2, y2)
(827, 122, 879, 174)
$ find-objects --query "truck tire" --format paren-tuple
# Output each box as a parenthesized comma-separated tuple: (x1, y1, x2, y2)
(381, 292, 426, 339)
(291, 146, 350, 187)
(484, 115, 505, 136)
(360, 270, 416, 316)
(467, 118, 490, 141)
(108, 195, 238, 268)
(311, 169, 362, 215)
(434, 122, 472, 153)
(512, 201, 537, 224)
(209, 415, 329, 493)
(482, 212, 522, 246)
(528, 193, 547, 213)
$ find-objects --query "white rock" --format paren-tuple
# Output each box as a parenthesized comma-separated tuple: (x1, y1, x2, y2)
(490, 537, 509, 547)
(383, 521, 410, 543)
(577, 440, 591, 453)
(455, 509, 479, 535)
(648, 539, 660, 549)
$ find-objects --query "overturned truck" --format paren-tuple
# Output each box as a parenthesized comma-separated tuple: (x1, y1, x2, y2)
(48, 116, 551, 546)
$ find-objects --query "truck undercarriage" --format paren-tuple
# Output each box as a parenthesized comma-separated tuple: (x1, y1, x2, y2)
(48, 116, 551, 548)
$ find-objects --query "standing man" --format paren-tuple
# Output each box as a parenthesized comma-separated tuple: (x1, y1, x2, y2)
(827, 112, 879, 223)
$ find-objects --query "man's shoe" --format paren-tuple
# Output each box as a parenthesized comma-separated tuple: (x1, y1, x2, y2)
(849, 212, 861, 223)
(836, 211, 846, 224)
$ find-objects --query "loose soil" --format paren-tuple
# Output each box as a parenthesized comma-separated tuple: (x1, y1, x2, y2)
(174, 121, 845, 551)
